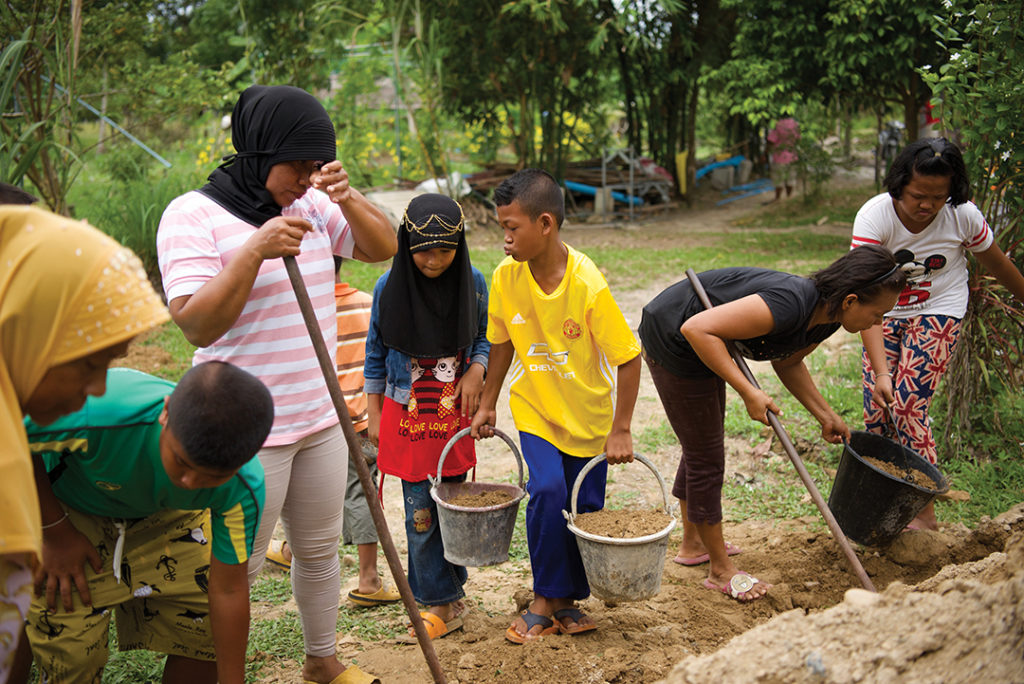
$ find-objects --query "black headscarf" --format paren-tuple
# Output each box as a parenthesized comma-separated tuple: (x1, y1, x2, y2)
(198, 85, 337, 226)
(379, 194, 477, 358)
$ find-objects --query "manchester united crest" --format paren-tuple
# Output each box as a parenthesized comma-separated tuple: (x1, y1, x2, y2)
(562, 318, 582, 340)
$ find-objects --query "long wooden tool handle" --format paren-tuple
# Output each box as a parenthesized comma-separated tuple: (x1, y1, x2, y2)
(284, 256, 448, 682)
(685, 268, 876, 592)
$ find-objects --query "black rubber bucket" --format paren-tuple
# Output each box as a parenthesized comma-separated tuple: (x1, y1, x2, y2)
(827, 431, 948, 547)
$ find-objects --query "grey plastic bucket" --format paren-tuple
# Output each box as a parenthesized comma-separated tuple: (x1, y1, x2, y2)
(827, 431, 948, 547)
(429, 427, 526, 567)
(563, 453, 677, 603)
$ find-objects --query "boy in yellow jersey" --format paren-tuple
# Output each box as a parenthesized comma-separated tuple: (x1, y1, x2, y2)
(471, 168, 641, 643)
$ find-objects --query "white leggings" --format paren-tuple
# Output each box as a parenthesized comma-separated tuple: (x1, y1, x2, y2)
(247, 423, 348, 657)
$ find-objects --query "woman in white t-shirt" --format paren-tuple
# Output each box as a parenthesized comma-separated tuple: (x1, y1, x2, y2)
(157, 85, 395, 684)
(851, 138, 1024, 531)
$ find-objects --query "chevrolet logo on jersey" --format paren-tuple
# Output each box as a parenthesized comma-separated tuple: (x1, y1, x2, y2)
(525, 343, 574, 378)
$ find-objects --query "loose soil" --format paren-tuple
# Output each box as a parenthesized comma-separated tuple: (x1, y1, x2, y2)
(574, 509, 675, 538)
(862, 455, 942, 490)
(125, 163, 1024, 682)
(446, 490, 517, 508)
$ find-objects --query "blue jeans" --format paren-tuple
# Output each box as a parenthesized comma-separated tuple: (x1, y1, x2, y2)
(520, 432, 606, 601)
(402, 476, 467, 606)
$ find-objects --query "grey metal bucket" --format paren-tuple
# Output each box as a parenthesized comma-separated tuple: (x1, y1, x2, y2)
(563, 453, 677, 603)
(429, 427, 526, 567)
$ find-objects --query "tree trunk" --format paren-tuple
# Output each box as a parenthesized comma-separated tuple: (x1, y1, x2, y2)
(685, 78, 699, 208)
(98, 66, 107, 154)
(903, 69, 922, 141)
(842, 100, 852, 159)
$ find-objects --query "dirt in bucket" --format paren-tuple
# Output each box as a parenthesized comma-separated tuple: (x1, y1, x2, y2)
(862, 455, 941, 490)
(446, 489, 516, 508)
(575, 508, 674, 538)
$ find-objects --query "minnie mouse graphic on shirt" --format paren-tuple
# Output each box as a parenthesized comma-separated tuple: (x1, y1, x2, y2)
(407, 354, 462, 420)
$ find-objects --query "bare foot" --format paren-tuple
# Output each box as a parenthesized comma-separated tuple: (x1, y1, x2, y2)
(427, 600, 465, 624)
(551, 599, 596, 633)
(674, 540, 741, 565)
(356, 575, 383, 596)
(676, 538, 709, 560)
(906, 502, 939, 531)
(508, 596, 557, 641)
(301, 654, 344, 684)
(705, 571, 770, 603)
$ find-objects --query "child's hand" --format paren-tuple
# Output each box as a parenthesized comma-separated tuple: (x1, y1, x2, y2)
(870, 375, 895, 411)
(604, 428, 634, 465)
(312, 161, 353, 205)
(367, 415, 380, 447)
(456, 363, 485, 419)
(470, 406, 495, 439)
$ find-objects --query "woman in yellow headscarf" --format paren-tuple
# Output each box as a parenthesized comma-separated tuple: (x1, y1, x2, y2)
(0, 205, 169, 682)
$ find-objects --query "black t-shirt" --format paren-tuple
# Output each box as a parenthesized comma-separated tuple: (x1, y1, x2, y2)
(638, 267, 840, 377)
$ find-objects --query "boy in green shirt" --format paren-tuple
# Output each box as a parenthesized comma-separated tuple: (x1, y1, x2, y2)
(23, 362, 273, 684)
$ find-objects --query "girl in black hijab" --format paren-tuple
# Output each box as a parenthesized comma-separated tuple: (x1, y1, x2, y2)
(378, 193, 479, 357)
(364, 193, 491, 640)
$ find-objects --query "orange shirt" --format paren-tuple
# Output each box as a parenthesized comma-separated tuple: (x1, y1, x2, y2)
(335, 283, 373, 432)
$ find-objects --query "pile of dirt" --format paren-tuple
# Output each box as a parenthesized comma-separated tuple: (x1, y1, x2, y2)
(862, 455, 941, 490)
(303, 505, 1023, 684)
(574, 509, 675, 538)
(446, 490, 517, 508)
(659, 505, 1024, 684)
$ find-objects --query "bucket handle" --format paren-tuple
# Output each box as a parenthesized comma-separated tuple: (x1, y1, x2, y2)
(429, 426, 524, 491)
(563, 453, 672, 523)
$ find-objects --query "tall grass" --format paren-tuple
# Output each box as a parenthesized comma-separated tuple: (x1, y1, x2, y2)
(68, 150, 204, 278)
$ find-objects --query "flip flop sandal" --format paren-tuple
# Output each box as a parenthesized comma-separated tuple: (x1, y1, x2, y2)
(673, 541, 742, 566)
(265, 539, 291, 571)
(302, 663, 380, 684)
(347, 583, 402, 607)
(553, 607, 597, 635)
(396, 611, 464, 643)
(702, 571, 768, 602)
(505, 610, 558, 644)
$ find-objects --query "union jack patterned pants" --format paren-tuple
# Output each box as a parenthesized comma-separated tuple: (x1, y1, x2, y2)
(861, 314, 962, 464)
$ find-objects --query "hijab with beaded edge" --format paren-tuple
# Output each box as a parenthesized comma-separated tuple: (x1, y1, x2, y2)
(0, 206, 169, 560)
(378, 193, 477, 358)
(198, 85, 337, 227)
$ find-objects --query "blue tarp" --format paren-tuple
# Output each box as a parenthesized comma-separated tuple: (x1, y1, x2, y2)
(564, 180, 645, 206)
(695, 155, 746, 180)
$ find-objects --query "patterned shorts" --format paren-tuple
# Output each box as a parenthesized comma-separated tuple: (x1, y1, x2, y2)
(27, 507, 217, 683)
(862, 314, 962, 464)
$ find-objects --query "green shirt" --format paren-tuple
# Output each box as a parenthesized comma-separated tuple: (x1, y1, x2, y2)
(25, 368, 265, 565)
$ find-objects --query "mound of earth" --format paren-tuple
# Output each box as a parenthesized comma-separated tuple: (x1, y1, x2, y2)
(659, 504, 1024, 684)
(260, 504, 1024, 684)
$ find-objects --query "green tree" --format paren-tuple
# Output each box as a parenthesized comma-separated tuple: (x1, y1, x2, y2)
(922, 0, 1024, 455)
(0, 0, 83, 213)
(424, 0, 618, 176)
(824, 0, 946, 141)
(601, 0, 734, 200)
(711, 0, 946, 139)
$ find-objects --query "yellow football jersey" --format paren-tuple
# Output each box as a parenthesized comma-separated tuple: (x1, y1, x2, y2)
(488, 245, 640, 456)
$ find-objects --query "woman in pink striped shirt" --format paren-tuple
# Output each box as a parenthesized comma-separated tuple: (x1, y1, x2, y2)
(157, 85, 395, 684)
